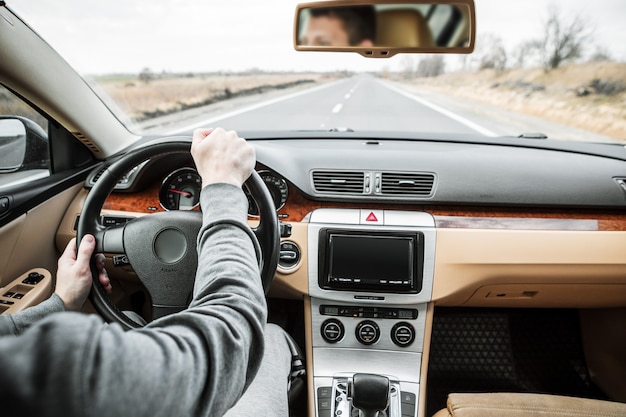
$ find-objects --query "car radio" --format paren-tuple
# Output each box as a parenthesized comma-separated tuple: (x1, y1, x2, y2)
(318, 229, 424, 294)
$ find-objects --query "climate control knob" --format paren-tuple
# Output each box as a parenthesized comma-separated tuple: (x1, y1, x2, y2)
(321, 319, 344, 343)
(355, 320, 380, 345)
(391, 322, 416, 347)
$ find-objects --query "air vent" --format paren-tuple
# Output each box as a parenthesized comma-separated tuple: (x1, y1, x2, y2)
(312, 171, 366, 194)
(72, 132, 101, 154)
(615, 178, 626, 193)
(380, 172, 435, 196)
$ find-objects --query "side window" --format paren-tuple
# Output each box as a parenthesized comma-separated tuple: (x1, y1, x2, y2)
(0, 84, 50, 190)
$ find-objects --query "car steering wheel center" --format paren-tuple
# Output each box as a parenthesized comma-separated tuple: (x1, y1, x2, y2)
(153, 228, 187, 264)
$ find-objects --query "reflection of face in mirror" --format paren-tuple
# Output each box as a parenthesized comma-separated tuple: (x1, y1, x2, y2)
(300, 6, 375, 47)
(295, 3, 475, 52)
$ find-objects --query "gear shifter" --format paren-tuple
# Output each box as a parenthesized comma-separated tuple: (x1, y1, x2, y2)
(352, 373, 390, 417)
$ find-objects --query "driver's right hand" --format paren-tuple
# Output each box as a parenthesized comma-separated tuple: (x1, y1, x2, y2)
(190, 128, 256, 189)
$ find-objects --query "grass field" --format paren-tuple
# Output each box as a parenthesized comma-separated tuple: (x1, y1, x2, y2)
(93, 72, 335, 121)
(397, 61, 626, 140)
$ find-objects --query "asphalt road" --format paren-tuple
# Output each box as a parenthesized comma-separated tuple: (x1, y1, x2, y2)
(167, 75, 494, 136)
(165, 75, 616, 142)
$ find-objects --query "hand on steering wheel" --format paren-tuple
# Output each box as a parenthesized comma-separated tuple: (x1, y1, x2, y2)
(77, 137, 279, 330)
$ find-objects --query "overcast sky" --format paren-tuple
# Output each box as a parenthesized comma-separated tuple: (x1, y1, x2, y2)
(8, 0, 626, 74)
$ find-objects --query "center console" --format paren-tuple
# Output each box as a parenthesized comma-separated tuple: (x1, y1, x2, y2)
(306, 209, 436, 417)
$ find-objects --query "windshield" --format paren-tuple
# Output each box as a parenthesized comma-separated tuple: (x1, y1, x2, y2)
(9, 0, 626, 143)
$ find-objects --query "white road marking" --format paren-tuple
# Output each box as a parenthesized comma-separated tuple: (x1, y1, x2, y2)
(332, 79, 363, 113)
(350, 78, 363, 94)
(166, 79, 347, 134)
(379, 80, 497, 137)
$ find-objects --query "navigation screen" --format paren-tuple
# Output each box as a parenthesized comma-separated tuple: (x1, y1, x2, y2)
(320, 231, 422, 293)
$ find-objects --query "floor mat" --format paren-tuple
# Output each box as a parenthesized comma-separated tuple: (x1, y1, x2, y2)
(426, 308, 606, 417)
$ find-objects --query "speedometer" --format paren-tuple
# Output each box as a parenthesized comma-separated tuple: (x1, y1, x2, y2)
(246, 171, 288, 216)
(159, 168, 202, 211)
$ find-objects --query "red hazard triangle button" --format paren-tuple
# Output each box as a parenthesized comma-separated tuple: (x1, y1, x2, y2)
(360, 210, 383, 224)
(366, 212, 378, 222)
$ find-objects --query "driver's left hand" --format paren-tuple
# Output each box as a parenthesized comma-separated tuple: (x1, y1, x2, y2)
(55, 234, 112, 311)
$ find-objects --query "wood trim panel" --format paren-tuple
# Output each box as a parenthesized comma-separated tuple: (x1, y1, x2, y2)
(272, 185, 626, 231)
(103, 182, 165, 213)
(101, 183, 626, 230)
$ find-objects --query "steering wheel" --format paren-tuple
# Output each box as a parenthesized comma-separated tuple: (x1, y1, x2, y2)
(77, 139, 279, 330)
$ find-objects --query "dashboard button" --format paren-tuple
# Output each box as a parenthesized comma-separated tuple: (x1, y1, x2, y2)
(355, 320, 380, 345)
(321, 319, 345, 343)
(401, 391, 416, 405)
(391, 322, 416, 347)
(360, 209, 384, 225)
(278, 241, 301, 269)
(22, 272, 44, 285)
(0, 196, 10, 215)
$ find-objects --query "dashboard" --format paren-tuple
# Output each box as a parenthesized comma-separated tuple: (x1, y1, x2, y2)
(64, 135, 626, 417)
(85, 137, 626, 227)
(68, 135, 626, 311)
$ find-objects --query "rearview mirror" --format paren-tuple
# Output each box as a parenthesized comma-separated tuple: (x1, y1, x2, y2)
(294, 0, 475, 58)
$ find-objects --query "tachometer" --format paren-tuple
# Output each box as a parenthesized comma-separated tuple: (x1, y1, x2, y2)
(159, 168, 202, 211)
(247, 170, 288, 216)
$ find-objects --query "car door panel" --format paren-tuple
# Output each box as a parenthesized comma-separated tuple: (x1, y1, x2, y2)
(0, 183, 83, 313)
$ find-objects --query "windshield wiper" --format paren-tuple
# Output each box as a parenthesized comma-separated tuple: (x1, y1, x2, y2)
(518, 132, 548, 139)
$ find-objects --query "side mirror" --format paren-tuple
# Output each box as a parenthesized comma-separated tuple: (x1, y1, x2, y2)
(294, 0, 475, 58)
(0, 116, 48, 173)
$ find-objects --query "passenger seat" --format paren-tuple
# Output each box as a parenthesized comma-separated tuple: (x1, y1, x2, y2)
(433, 392, 626, 417)
(376, 9, 434, 47)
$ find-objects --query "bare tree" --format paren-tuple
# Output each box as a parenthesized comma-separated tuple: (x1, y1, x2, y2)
(588, 46, 612, 62)
(138, 67, 154, 83)
(513, 40, 542, 68)
(400, 56, 416, 79)
(477, 33, 508, 70)
(537, 5, 592, 70)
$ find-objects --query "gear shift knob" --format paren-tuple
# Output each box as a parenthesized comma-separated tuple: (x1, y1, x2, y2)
(352, 373, 390, 417)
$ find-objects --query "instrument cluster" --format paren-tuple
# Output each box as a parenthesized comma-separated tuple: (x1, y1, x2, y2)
(158, 168, 288, 215)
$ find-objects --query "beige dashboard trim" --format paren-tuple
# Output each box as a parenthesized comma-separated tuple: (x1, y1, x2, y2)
(418, 302, 434, 417)
(272, 222, 309, 298)
(433, 229, 626, 307)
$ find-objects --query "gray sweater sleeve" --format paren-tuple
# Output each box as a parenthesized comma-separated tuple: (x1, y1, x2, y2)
(0, 183, 267, 417)
(0, 293, 66, 336)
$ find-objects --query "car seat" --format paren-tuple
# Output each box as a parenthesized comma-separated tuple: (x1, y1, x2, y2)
(376, 9, 434, 47)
